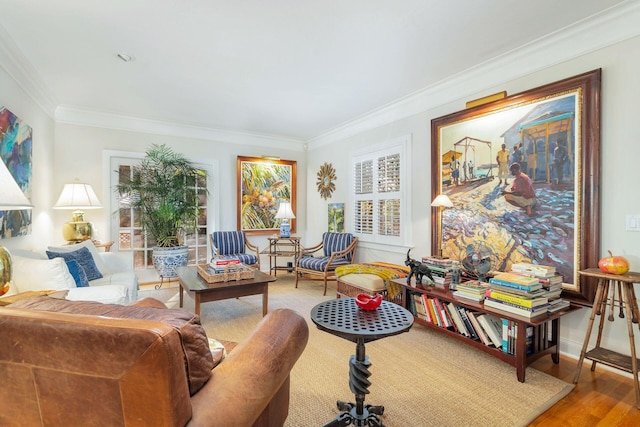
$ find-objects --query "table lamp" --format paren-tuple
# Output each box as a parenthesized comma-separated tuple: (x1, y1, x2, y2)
(53, 180, 102, 242)
(431, 194, 453, 258)
(0, 160, 33, 296)
(275, 201, 295, 238)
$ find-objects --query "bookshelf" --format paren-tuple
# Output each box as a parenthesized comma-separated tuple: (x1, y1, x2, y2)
(391, 278, 580, 382)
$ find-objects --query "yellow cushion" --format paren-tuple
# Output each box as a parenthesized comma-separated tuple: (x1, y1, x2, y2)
(338, 273, 385, 292)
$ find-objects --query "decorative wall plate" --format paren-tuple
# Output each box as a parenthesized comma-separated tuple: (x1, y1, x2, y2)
(316, 162, 336, 200)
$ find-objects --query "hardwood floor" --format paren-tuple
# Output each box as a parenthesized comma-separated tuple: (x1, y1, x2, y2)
(528, 354, 640, 426)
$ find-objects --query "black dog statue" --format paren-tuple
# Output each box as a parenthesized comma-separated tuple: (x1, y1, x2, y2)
(405, 249, 434, 285)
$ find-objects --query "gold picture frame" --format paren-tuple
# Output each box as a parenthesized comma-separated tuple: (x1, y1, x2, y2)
(237, 156, 297, 235)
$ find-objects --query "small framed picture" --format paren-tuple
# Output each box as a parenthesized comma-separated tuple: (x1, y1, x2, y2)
(328, 203, 345, 232)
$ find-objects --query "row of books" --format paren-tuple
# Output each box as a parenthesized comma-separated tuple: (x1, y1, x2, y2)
(502, 319, 534, 355)
(407, 291, 504, 349)
(408, 288, 548, 354)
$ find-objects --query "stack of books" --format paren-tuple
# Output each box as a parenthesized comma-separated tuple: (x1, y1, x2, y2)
(510, 262, 569, 313)
(421, 257, 461, 289)
(209, 258, 241, 273)
(484, 272, 549, 318)
(452, 280, 489, 302)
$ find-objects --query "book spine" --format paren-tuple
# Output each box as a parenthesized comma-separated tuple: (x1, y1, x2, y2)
(477, 314, 502, 348)
(484, 298, 547, 318)
(487, 290, 546, 308)
(492, 273, 538, 286)
(428, 297, 444, 327)
(467, 311, 490, 346)
(434, 298, 454, 329)
(407, 292, 417, 316)
(412, 294, 427, 321)
(457, 307, 479, 341)
(485, 297, 546, 312)
(212, 259, 241, 266)
(421, 294, 434, 324)
(488, 278, 539, 291)
(502, 318, 509, 353)
(447, 303, 469, 337)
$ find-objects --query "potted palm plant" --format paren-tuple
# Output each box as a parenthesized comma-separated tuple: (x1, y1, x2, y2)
(116, 144, 204, 278)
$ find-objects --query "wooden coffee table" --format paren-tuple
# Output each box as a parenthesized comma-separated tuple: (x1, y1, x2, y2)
(175, 266, 276, 316)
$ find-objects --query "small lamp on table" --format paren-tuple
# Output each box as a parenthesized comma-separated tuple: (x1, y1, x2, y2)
(275, 201, 295, 238)
(53, 180, 102, 243)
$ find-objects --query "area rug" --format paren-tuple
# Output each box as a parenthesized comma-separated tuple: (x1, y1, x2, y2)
(145, 275, 573, 427)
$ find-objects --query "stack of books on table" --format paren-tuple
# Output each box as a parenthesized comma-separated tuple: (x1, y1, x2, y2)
(421, 257, 461, 289)
(209, 258, 241, 273)
(484, 272, 550, 318)
(452, 280, 489, 302)
(510, 262, 569, 314)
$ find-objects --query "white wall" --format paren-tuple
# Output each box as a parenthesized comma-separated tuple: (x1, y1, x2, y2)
(306, 34, 640, 360)
(53, 123, 307, 265)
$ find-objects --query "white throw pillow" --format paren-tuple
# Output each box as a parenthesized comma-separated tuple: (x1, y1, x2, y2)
(47, 240, 111, 275)
(11, 255, 77, 293)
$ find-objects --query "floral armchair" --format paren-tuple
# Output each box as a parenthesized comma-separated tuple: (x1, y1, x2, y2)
(295, 232, 358, 295)
(210, 231, 260, 269)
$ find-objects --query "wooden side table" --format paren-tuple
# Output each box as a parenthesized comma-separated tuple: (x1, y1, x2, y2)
(573, 268, 640, 408)
(261, 236, 300, 276)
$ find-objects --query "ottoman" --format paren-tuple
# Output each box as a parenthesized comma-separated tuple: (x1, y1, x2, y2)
(336, 262, 408, 305)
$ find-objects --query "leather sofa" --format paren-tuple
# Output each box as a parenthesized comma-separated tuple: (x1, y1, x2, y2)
(0, 297, 309, 426)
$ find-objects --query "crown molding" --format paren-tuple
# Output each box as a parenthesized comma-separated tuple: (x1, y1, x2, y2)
(308, 1, 640, 149)
(0, 24, 58, 117)
(55, 105, 306, 151)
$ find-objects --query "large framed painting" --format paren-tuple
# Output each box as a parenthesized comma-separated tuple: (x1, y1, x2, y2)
(431, 69, 601, 306)
(237, 156, 296, 235)
(1, 105, 33, 238)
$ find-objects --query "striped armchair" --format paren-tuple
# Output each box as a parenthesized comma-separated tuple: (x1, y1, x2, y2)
(295, 232, 358, 295)
(209, 231, 260, 269)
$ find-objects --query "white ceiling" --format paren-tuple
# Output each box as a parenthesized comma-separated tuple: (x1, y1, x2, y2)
(0, 0, 628, 142)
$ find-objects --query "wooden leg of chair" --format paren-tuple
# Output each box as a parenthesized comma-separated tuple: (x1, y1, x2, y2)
(323, 276, 328, 296)
(295, 270, 299, 288)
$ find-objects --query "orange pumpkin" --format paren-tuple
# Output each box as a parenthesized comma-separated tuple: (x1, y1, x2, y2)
(598, 250, 630, 275)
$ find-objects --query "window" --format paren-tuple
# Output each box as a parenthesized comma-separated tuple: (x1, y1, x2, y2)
(350, 136, 410, 246)
(109, 154, 213, 282)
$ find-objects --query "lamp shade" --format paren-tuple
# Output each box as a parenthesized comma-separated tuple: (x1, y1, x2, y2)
(431, 194, 453, 208)
(0, 160, 32, 210)
(274, 202, 295, 219)
(1, 160, 32, 296)
(54, 182, 102, 209)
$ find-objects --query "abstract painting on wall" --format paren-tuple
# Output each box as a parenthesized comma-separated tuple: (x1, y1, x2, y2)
(1, 105, 33, 238)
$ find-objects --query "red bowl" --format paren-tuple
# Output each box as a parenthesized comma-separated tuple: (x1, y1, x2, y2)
(355, 293, 383, 310)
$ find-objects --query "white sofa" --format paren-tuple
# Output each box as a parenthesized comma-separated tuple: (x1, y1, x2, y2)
(6, 241, 138, 305)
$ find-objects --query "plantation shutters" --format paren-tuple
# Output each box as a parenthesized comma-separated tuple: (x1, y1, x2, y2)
(351, 136, 409, 246)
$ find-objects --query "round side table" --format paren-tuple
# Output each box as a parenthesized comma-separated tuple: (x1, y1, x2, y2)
(311, 298, 413, 427)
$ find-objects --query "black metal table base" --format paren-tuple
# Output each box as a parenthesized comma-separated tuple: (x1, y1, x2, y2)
(323, 401, 385, 427)
(323, 338, 385, 427)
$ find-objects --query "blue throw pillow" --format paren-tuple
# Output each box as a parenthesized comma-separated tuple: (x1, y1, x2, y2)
(47, 246, 103, 281)
(65, 259, 90, 287)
